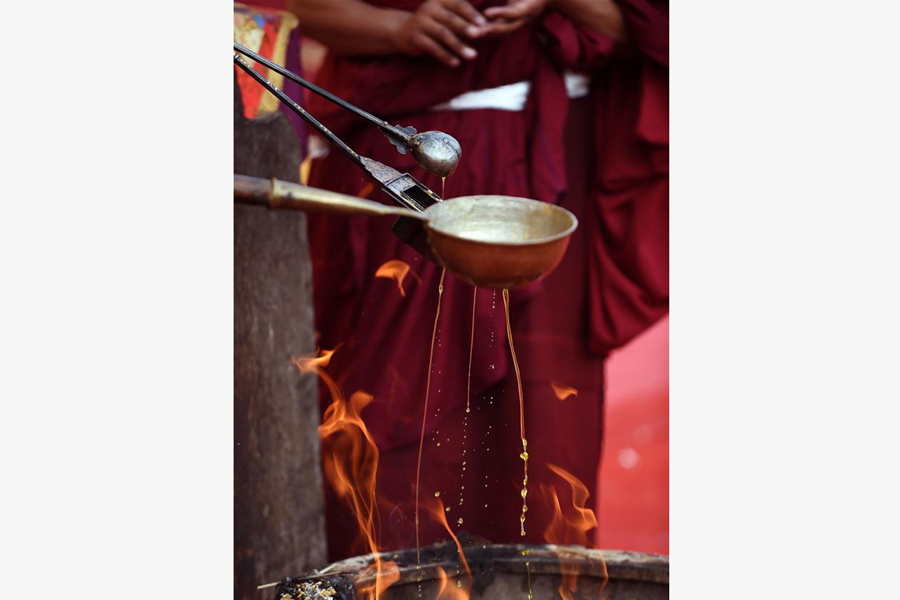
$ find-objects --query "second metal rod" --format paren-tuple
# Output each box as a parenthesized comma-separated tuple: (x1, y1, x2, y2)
(233, 53, 363, 167)
(233, 42, 409, 143)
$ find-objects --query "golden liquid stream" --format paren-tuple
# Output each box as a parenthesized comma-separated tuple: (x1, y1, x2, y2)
(502, 288, 529, 536)
(523, 550, 534, 600)
(413, 181, 533, 585)
(415, 179, 447, 568)
(415, 268, 446, 567)
(448, 288, 478, 518)
(467, 288, 476, 414)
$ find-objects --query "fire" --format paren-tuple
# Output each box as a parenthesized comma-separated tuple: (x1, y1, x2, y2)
(358, 181, 375, 198)
(360, 560, 400, 600)
(292, 346, 337, 373)
(375, 260, 421, 297)
(291, 347, 398, 600)
(550, 381, 578, 401)
(434, 566, 469, 600)
(545, 464, 597, 542)
(426, 497, 472, 593)
(435, 566, 449, 597)
(542, 463, 606, 600)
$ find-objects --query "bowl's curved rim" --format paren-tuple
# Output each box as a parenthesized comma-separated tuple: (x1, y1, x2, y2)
(424, 195, 579, 248)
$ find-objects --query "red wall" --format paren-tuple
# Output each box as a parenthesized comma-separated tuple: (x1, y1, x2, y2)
(596, 315, 669, 555)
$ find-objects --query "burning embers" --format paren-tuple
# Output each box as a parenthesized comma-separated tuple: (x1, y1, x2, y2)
(280, 581, 337, 600)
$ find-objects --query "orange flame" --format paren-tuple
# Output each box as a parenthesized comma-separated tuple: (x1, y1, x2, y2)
(359, 560, 400, 600)
(292, 347, 337, 373)
(358, 182, 375, 198)
(427, 497, 472, 594)
(291, 348, 398, 600)
(550, 381, 578, 401)
(375, 260, 421, 298)
(542, 463, 606, 600)
(434, 566, 469, 600)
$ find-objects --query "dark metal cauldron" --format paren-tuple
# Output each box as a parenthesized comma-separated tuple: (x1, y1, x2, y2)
(272, 539, 668, 600)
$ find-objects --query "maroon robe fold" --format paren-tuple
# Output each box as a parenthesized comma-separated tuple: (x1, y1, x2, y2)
(304, 0, 668, 561)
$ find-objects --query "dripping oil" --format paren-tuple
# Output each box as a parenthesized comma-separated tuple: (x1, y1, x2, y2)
(503, 288, 529, 536)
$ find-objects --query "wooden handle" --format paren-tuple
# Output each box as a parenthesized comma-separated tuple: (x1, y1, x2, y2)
(234, 175, 427, 222)
(234, 174, 273, 207)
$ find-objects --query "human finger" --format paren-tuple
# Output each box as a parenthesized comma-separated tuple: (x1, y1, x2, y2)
(442, 0, 488, 28)
(435, 5, 486, 39)
(483, 0, 541, 21)
(423, 17, 478, 60)
(480, 17, 529, 36)
(411, 31, 462, 67)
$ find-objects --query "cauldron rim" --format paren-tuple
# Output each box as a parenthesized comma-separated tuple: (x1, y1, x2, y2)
(294, 542, 668, 593)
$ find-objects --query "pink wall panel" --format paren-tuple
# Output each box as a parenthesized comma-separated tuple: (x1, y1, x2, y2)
(596, 315, 669, 555)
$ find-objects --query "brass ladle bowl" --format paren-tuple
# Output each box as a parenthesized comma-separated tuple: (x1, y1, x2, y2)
(235, 176, 577, 290)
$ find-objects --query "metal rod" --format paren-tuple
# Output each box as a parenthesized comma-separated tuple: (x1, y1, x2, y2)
(233, 42, 410, 143)
(233, 54, 429, 214)
(233, 53, 363, 167)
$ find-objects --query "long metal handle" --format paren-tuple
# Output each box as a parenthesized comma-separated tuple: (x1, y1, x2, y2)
(233, 53, 364, 167)
(233, 42, 411, 144)
(234, 175, 428, 221)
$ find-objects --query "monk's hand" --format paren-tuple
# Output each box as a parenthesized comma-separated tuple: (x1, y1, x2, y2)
(482, 0, 551, 35)
(394, 0, 490, 67)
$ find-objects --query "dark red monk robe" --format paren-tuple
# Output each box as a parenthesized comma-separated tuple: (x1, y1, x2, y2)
(304, 0, 668, 561)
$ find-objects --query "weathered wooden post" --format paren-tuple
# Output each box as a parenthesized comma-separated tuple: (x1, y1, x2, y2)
(234, 77, 326, 599)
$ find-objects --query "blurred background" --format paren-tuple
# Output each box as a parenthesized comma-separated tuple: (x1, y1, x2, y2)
(599, 315, 668, 554)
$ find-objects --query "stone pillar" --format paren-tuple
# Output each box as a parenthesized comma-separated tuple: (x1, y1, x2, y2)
(234, 78, 327, 599)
